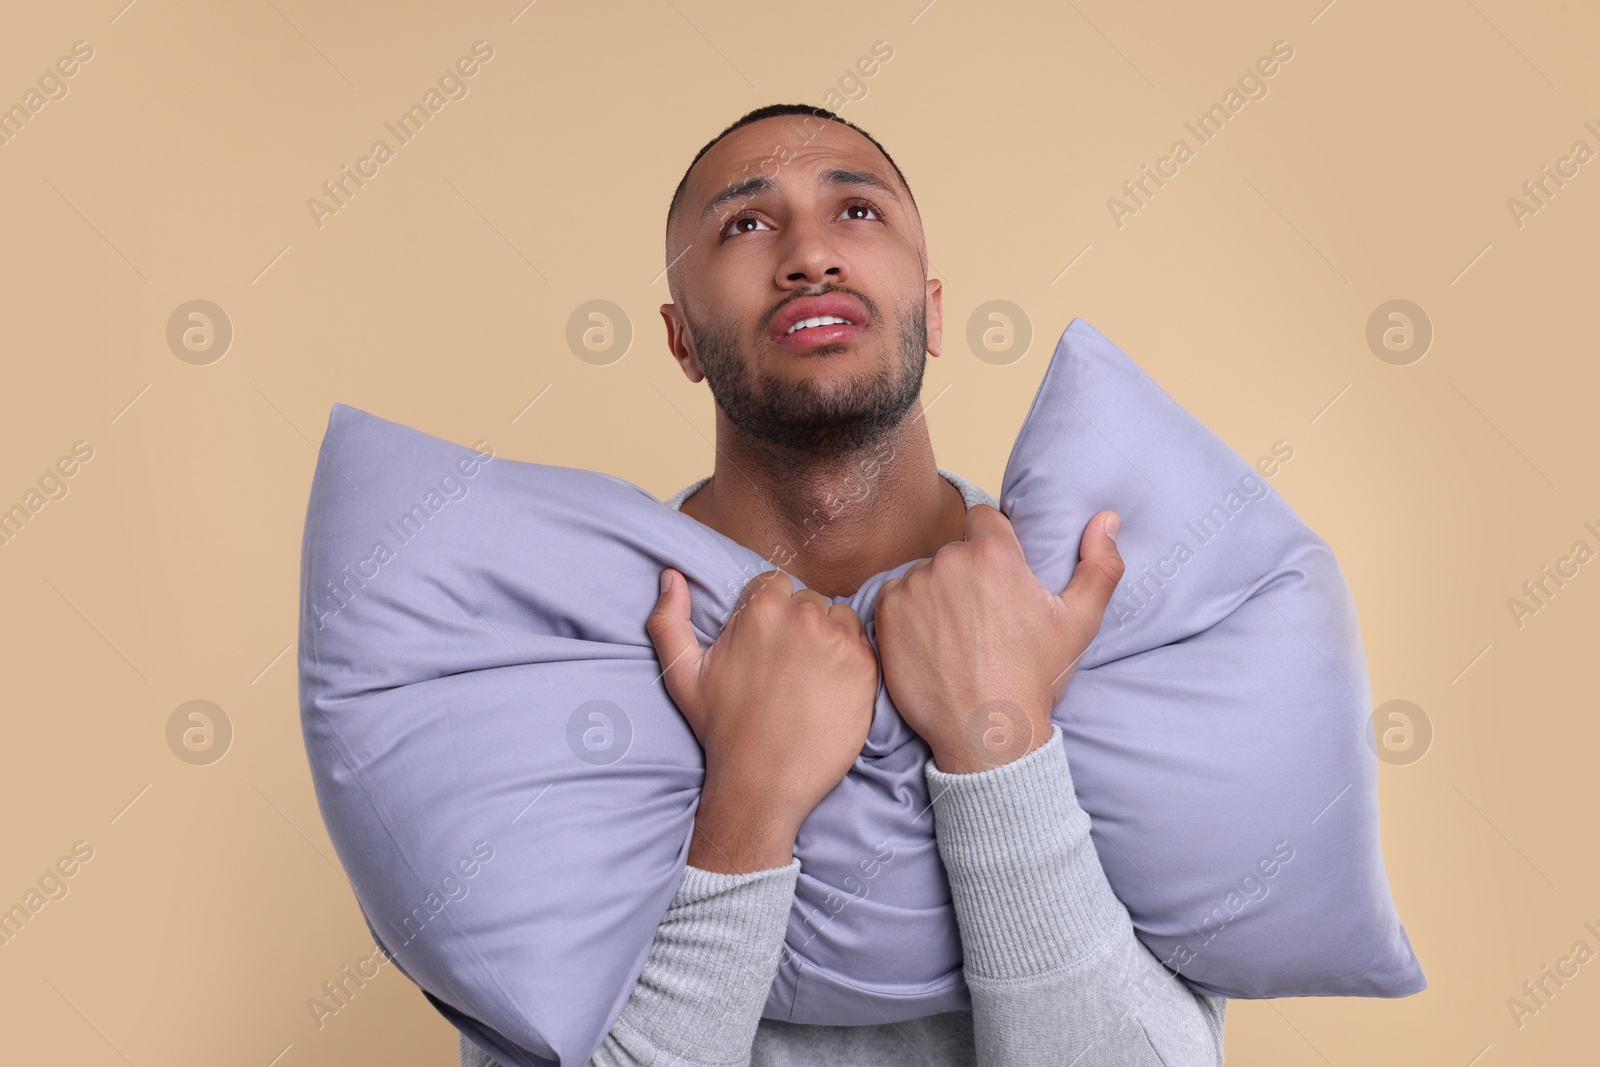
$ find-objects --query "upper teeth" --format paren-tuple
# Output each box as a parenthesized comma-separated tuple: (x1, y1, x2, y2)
(786, 315, 854, 335)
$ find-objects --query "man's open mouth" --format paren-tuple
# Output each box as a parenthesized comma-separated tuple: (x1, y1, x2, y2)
(785, 314, 855, 336)
(775, 318, 866, 348)
(770, 294, 869, 348)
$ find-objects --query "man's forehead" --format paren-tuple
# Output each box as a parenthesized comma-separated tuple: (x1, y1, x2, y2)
(685, 120, 903, 224)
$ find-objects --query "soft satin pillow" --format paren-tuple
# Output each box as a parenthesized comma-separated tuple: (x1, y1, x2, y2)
(298, 317, 1424, 1067)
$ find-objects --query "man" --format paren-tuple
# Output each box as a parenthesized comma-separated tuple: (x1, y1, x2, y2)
(462, 103, 1226, 1067)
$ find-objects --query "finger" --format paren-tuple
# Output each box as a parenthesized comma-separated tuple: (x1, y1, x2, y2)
(1059, 510, 1126, 612)
(879, 558, 930, 603)
(790, 586, 834, 612)
(825, 600, 865, 640)
(732, 567, 792, 616)
(645, 567, 703, 700)
(961, 503, 1024, 553)
(744, 567, 794, 600)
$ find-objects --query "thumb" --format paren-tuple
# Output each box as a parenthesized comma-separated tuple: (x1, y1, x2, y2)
(1059, 511, 1126, 617)
(646, 568, 703, 707)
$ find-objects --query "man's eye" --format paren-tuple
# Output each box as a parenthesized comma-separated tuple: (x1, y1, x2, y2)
(842, 199, 883, 221)
(722, 214, 772, 238)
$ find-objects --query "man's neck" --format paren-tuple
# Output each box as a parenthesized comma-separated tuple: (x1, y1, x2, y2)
(678, 419, 968, 599)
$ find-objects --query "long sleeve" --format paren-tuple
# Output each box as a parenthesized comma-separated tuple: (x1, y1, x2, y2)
(924, 723, 1227, 1066)
(586, 858, 801, 1065)
(460, 858, 800, 1067)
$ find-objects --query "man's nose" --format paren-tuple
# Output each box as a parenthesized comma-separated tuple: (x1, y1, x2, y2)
(776, 217, 849, 287)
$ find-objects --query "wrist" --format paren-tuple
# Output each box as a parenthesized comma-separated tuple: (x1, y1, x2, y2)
(690, 780, 799, 874)
(929, 712, 1054, 775)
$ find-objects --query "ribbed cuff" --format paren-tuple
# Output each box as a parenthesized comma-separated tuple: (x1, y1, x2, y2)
(609, 857, 801, 1064)
(674, 855, 803, 901)
(924, 723, 1127, 981)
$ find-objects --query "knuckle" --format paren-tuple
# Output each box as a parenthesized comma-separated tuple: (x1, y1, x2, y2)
(1097, 554, 1126, 585)
(968, 537, 1007, 569)
(738, 570, 781, 602)
(791, 594, 828, 618)
(746, 593, 784, 623)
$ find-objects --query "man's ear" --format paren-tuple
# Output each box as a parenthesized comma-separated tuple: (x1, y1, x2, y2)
(659, 304, 705, 383)
(925, 278, 944, 359)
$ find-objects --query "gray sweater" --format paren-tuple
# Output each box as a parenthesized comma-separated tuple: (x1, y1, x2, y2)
(461, 470, 1226, 1067)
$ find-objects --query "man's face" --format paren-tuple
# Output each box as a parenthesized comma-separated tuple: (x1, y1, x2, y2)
(661, 116, 943, 458)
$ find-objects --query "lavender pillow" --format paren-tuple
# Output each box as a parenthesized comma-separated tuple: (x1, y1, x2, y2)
(298, 317, 1424, 1067)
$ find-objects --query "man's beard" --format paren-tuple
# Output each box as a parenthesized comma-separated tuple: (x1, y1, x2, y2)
(688, 297, 928, 460)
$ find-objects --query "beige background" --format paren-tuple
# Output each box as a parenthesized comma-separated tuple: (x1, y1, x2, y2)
(2, 0, 1595, 1063)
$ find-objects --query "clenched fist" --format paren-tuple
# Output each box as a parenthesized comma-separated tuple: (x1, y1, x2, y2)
(874, 505, 1124, 774)
(648, 567, 881, 873)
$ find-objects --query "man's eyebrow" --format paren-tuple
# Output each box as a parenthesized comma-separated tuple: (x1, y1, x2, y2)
(697, 167, 902, 228)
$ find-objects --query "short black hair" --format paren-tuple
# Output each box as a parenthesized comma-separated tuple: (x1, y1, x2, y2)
(664, 103, 918, 251)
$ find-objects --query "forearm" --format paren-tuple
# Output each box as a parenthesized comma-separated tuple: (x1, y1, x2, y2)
(926, 723, 1226, 1066)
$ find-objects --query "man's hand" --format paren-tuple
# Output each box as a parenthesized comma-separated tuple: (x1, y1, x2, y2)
(648, 567, 880, 874)
(874, 505, 1124, 774)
